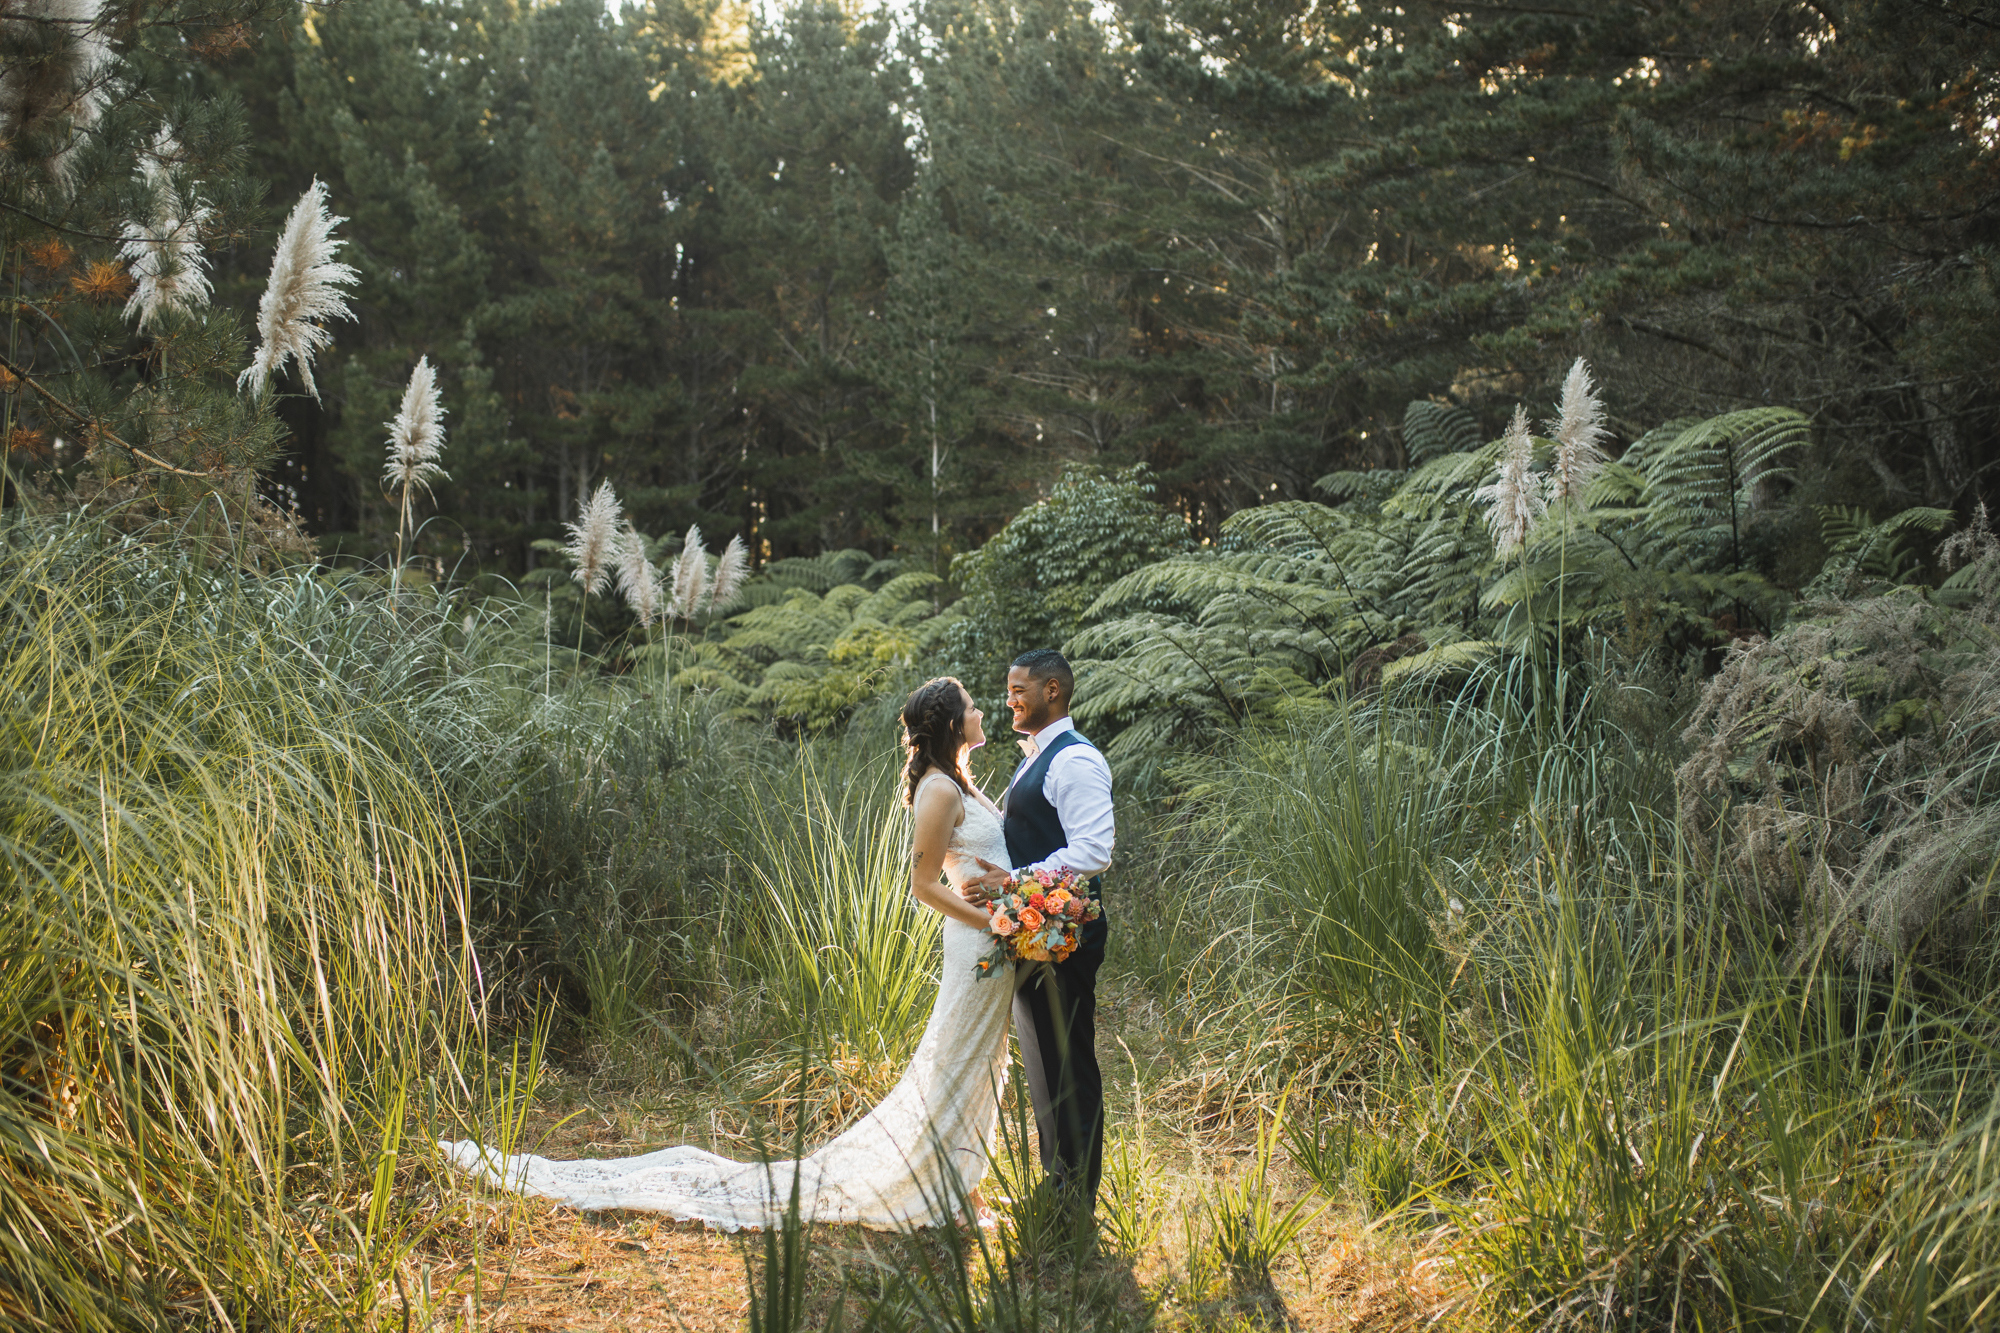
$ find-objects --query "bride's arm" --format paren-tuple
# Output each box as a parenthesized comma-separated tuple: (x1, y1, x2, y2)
(911, 781, 999, 931)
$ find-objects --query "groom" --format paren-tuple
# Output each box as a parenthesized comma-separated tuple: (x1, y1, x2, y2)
(968, 649, 1114, 1205)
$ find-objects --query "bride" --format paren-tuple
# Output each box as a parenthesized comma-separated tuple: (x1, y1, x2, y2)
(440, 677, 1014, 1230)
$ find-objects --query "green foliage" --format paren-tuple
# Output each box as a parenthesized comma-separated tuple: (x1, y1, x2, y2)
(1073, 393, 1819, 761)
(1813, 504, 1957, 588)
(6, 0, 1976, 592)
(941, 466, 1195, 695)
(1398, 399, 1483, 466)
(1098, 1134, 1165, 1259)
(678, 560, 948, 733)
(1, 0, 317, 551)
(1678, 543, 2000, 973)
(1178, 685, 2000, 1330)
(1219, 721, 1454, 1035)
(1197, 1092, 1328, 1290)
(740, 755, 941, 1069)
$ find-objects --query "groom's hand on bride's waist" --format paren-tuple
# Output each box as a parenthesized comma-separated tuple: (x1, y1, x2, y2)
(959, 855, 1012, 905)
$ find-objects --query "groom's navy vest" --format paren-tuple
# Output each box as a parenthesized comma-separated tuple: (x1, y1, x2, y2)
(1003, 729, 1108, 945)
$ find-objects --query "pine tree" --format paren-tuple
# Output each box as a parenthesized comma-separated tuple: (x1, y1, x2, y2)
(863, 173, 983, 572)
(0, 0, 323, 558)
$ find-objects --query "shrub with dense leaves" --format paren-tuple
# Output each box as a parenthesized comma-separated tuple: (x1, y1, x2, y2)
(1678, 540, 2000, 973)
(939, 466, 1196, 696)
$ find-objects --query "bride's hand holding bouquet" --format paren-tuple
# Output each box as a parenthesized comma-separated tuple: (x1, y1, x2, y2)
(968, 865, 1100, 978)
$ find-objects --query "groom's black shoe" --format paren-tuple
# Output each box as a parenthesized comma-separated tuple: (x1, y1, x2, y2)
(1013, 940, 1106, 1204)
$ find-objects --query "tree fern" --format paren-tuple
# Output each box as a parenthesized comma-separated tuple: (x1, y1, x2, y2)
(1067, 393, 1830, 762)
(1626, 408, 1812, 572)
(1815, 505, 1956, 585)
(1398, 399, 1484, 465)
(675, 570, 945, 731)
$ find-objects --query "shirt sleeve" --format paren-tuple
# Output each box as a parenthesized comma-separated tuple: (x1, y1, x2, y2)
(1019, 745, 1115, 877)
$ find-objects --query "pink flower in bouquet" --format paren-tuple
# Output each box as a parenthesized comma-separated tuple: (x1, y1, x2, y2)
(1035, 869, 1056, 887)
(1046, 888, 1072, 909)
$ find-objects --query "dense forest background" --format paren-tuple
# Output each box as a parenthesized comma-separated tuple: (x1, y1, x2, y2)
(16, 0, 1997, 580)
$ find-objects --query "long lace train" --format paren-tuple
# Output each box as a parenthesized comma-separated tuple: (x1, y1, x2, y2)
(441, 781, 1014, 1231)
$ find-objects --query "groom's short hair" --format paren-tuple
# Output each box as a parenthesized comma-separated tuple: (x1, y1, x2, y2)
(1011, 648, 1074, 701)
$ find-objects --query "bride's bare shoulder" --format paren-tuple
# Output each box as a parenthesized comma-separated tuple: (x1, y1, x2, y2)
(913, 770, 968, 824)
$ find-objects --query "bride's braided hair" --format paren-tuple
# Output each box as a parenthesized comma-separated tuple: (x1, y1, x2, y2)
(901, 676, 972, 807)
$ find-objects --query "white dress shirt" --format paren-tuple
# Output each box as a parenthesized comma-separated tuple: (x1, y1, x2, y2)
(1003, 715, 1115, 877)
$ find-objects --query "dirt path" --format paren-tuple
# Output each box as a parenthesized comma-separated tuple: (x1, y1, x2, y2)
(410, 1198, 1464, 1331)
(409, 1074, 1471, 1331)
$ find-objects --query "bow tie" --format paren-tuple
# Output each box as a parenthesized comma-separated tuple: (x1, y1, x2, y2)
(1017, 739, 1038, 759)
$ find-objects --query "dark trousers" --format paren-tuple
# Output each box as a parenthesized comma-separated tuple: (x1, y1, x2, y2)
(1012, 940, 1105, 1202)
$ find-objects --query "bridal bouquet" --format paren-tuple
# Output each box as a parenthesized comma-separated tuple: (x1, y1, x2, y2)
(972, 867, 1101, 978)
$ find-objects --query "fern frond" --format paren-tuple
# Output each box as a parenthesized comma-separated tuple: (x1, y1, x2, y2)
(1639, 407, 1811, 516)
(1400, 398, 1484, 465)
(1223, 500, 1358, 558)
(1380, 639, 1499, 687)
(1315, 470, 1406, 505)
(1087, 552, 1355, 619)
(1383, 439, 1506, 518)
(761, 549, 886, 592)
(1818, 505, 1955, 582)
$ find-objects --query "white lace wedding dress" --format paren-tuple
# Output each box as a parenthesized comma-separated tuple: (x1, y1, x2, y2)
(440, 774, 1013, 1231)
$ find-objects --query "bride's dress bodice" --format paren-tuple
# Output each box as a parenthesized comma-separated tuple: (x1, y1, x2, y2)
(442, 777, 1013, 1231)
(942, 781, 1010, 902)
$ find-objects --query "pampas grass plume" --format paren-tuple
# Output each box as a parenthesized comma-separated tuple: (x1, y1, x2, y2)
(670, 526, 709, 620)
(1475, 405, 1545, 560)
(383, 356, 448, 495)
(119, 127, 211, 329)
(617, 526, 663, 629)
(1545, 356, 1608, 505)
(564, 481, 622, 596)
(710, 534, 749, 613)
(238, 179, 359, 399)
(0, 0, 116, 191)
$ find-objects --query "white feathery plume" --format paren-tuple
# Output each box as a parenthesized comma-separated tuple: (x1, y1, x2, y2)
(709, 533, 749, 613)
(563, 481, 622, 596)
(119, 129, 212, 330)
(0, 0, 117, 192)
(238, 179, 359, 399)
(382, 356, 449, 495)
(616, 526, 663, 629)
(669, 526, 710, 620)
(1544, 356, 1608, 506)
(1474, 405, 1545, 560)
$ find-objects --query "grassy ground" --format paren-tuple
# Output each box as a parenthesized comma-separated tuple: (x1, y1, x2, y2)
(387, 1063, 1470, 1332)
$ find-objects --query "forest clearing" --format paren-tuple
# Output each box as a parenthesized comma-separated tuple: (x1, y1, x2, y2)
(4, 1, 1999, 1330)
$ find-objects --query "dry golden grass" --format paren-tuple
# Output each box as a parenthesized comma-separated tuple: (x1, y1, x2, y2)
(384, 1069, 1475, 1333)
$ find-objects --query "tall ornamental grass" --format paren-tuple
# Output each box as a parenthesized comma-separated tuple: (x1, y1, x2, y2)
(740, 748, 941, 1086)
(0, 518, 476, 1328)
(1175, 675, 2000, 1329)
